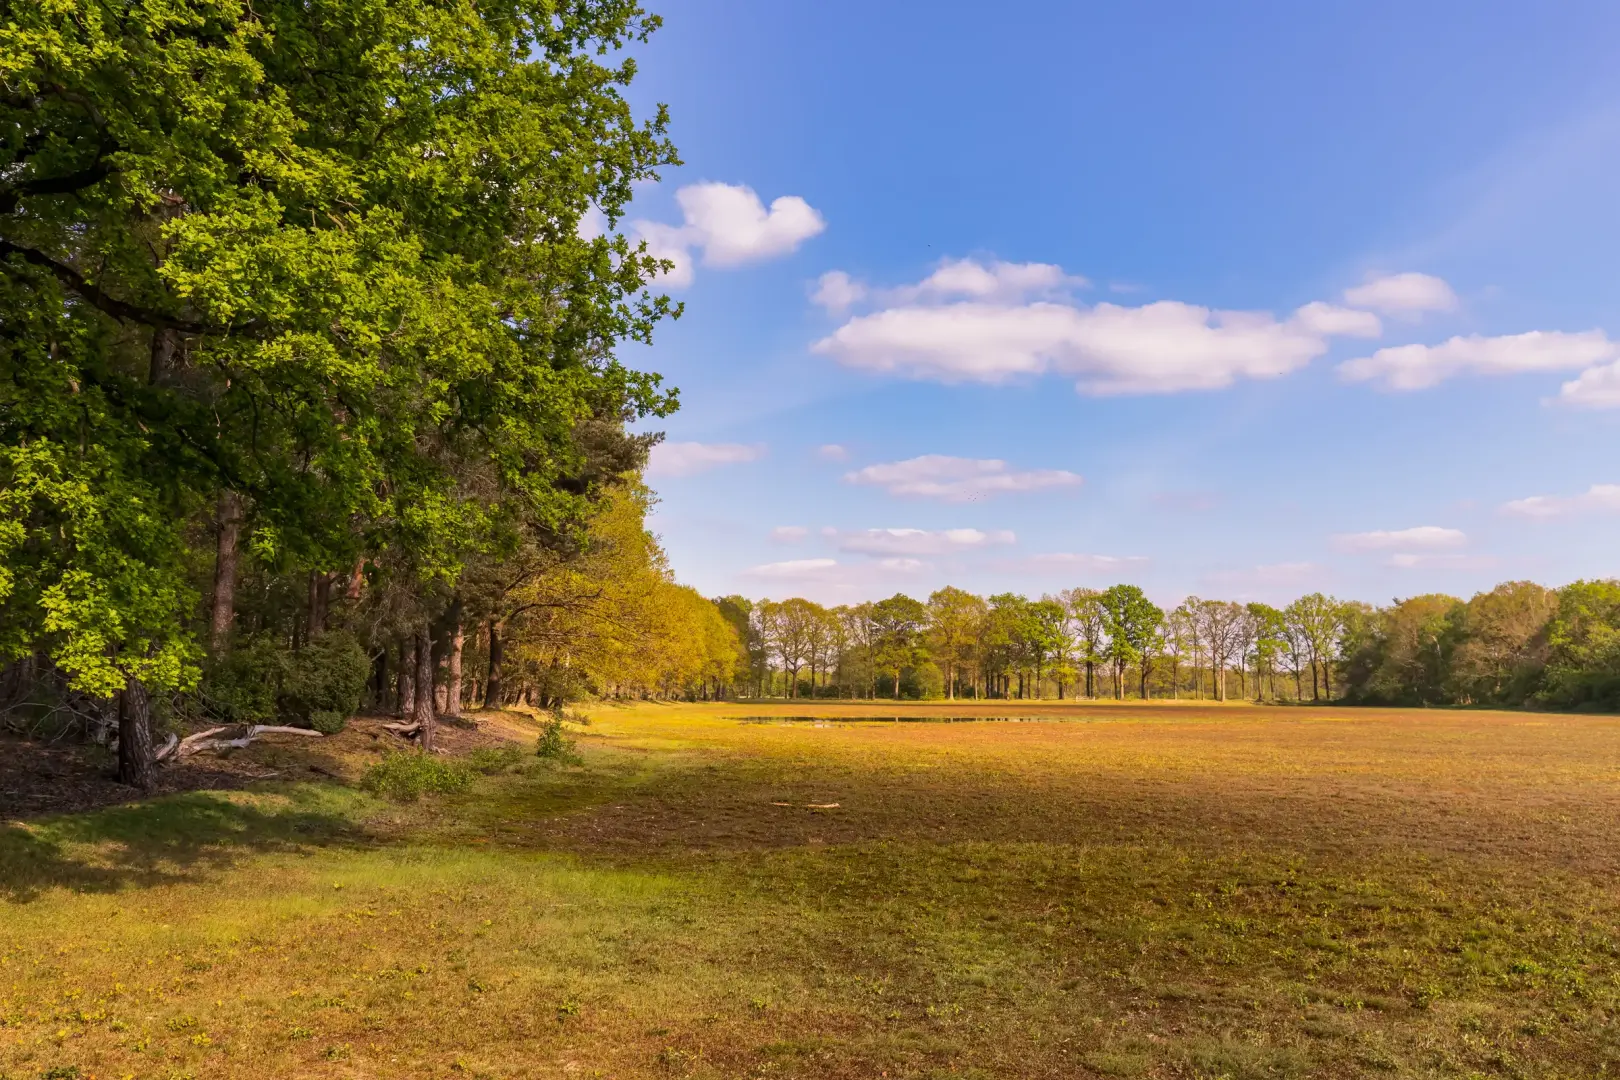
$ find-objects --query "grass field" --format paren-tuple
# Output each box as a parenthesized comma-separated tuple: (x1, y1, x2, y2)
(4, 701, 1620, 1079)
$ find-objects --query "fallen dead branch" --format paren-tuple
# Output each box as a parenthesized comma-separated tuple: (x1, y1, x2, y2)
(155, 724, 323, 762)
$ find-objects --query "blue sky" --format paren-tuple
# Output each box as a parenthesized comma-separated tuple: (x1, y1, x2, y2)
(611, 1, 1620, 607)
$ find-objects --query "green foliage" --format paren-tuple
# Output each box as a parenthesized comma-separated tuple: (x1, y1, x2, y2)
(280, 632, 368, 727)
(465, 746, 527, 774)
(1538, 580, 1620, 710)
(308, 710, 348, 736)
(360, 751, 472, 802)
(2, 0, 680, 703)
(535, 715, 581, 763)
(201, 631, 366, 728)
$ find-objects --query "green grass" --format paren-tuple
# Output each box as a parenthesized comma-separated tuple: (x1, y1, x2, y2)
(4, 701, 1620, 1078)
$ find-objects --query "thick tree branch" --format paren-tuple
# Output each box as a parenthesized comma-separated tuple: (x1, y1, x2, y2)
(0, 239, 208, 332)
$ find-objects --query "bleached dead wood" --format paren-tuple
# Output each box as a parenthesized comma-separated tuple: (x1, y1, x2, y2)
(157, 724, 324, 761)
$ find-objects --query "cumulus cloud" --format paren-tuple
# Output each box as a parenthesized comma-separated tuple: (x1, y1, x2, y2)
(1342, 272, 1458, 316)
(1338, 330, 1618, 391)
(812, 259, 1384, 394)
(645, 441, 764, 478)
(1555, 361, 1620, 408)
(770, 525, 809, 542)
(891, 258, 1084, 303)
(631, 182, 824, 288)
(878, 557, 928, 573)
(817, 443, 850, 461)
(811, 271, 865, 313)
(843, 455, 1082, 501)
(741, 558, 839, 579)
(1501, 483, 1620, 519)
(1291, 301, 1382, 338)
(1331, 526, 1467, 553)
(837, 527, 1016, 557)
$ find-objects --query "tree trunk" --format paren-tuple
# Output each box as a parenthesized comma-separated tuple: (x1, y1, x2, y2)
(445, 621, 464, 718)
(1322, 660, 1332, 700)
(209, 491, 240, 654)
(1311, 661, 1320, 702)
(484, 618, 504, 708)
(414, 628, 437, 751)
(893, 670, 900, 698)
(118, 677, 155, 790)
(397, 639, 415, 717)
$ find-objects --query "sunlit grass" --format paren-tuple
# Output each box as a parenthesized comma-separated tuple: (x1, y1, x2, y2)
(5, 701, 1620, 1077)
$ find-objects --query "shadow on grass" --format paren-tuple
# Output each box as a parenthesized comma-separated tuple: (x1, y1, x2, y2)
(0, 783, 371, 903)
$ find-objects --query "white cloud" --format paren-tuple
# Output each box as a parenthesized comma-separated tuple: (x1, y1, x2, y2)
(741, 558, 839, 579)
(843, 454, 1082, 501)
(1291, 301, 1382, 338)
(1332, 526, 1467, 553)
(1555, 361, 1620, 408)
(878, 557, 928, 573)
(645, 441, 764, 478)
(1342, 272, 1458, 316)
(1501, 483, 1620, 519)
(837, 527, 1016, 557)
(813, 258, 1382, 393)
(631, 182, 824, 289)
(892, 258, 1084, 304)
(811, 271, 865, 313)
(770, 525, 809, 543)
(817, 443, 850, 461)
(1338, 330, 1618, 391)
(633, 220, 697, 288)
(1387, 553, 1499, 571)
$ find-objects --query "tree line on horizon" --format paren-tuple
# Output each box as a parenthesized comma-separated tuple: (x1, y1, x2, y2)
(710, 579, 1620, 711)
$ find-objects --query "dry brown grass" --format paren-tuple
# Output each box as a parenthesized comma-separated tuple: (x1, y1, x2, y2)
(4, 701, 1620, 1079)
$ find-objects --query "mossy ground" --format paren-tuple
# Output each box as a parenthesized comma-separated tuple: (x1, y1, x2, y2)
(4, 701, 1619, 1078)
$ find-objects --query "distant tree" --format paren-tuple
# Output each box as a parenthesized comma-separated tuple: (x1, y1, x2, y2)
(871, 593, 928, 698)
(1062, 588, 1107, 698)
(1100, 585, 1163, 700)
(1448, 581, 1557, 705)
(927, 587, 987, 700)
(1192, 599, 1244, 702)
(1287, 593, 1347, 700)
(1026, 598, 1068, 699)
(1537, 580, 1620, 710)
(1246, 603, 1287, 702)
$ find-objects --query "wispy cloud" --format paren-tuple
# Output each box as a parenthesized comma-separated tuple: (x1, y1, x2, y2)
(844, 455, 1081, 501)
(1331, 526, 1467, 553)
(1501, 483, 1620, 519)
(646, 441, 765, 478)
(837, 527, 1016, 557)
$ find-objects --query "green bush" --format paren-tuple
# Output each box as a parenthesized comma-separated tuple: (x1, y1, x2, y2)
(360, 751, 472, 801)
(200, 630, 367, 731)
(308, 709, 347, 735)
(280, 632, 368, 729)
(535, 715, 580, 763)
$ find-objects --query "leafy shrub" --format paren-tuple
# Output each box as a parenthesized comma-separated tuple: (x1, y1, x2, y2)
(200, 630, 367, 731)
(280, 632, 368, 729)
(465, 746, 526, 774)
(535, 715, 580, 763)
(308, 709, 347, 735)
(360, 751, 471, 801)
